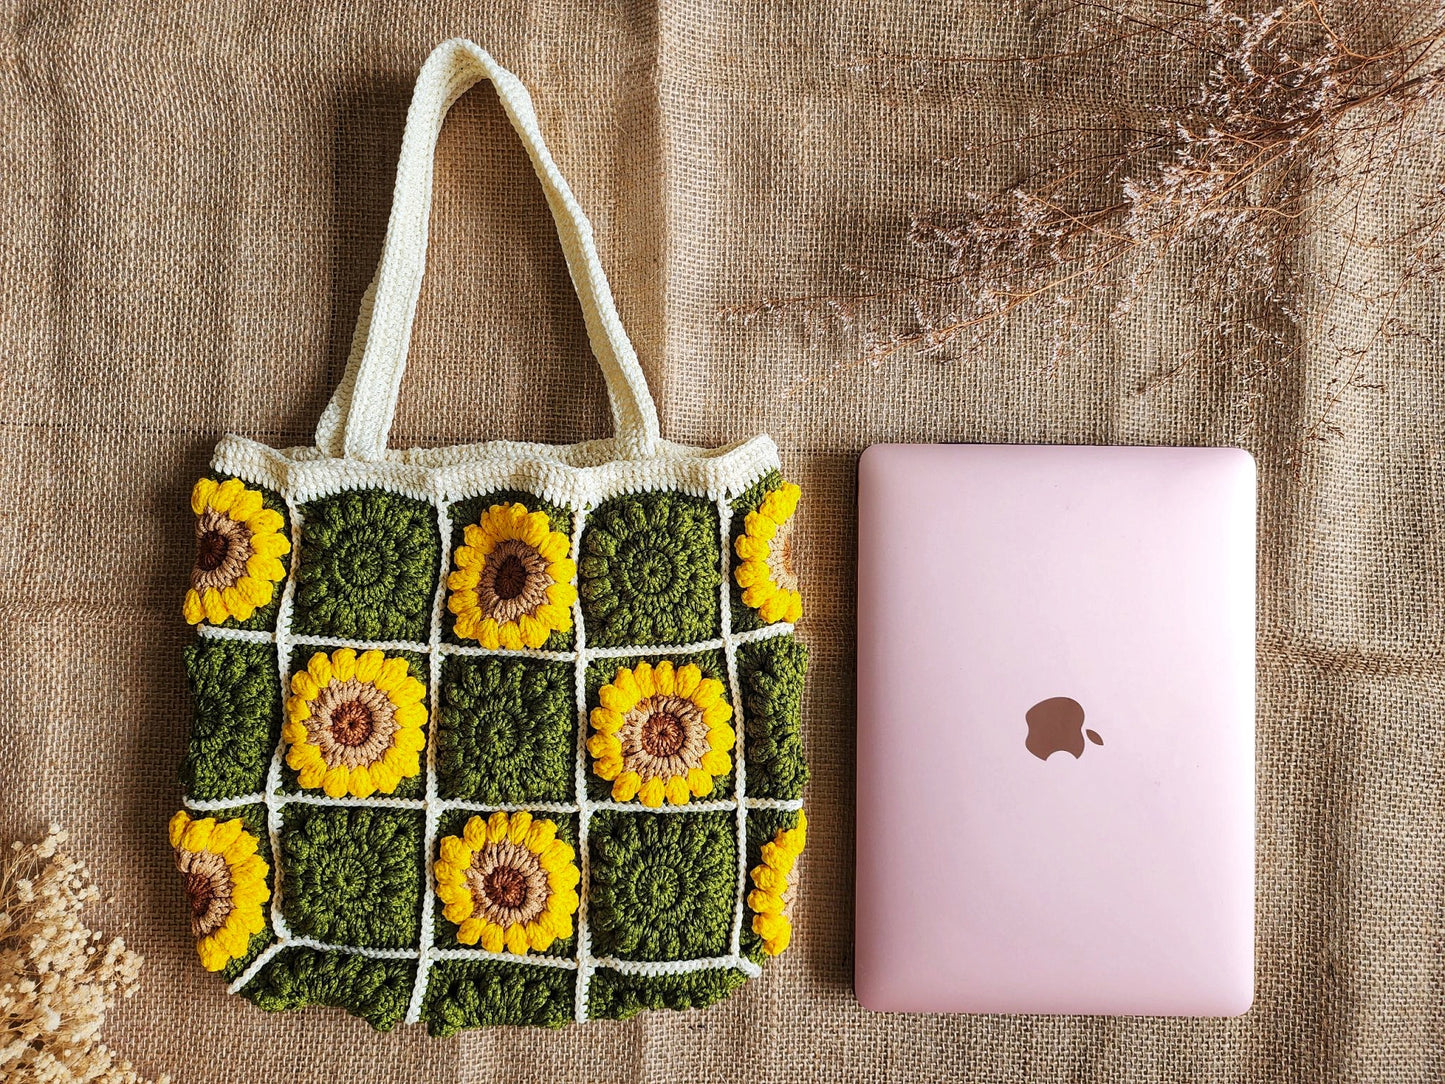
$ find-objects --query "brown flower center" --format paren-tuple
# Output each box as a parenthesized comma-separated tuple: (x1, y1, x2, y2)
(195, 530, 229, 572)
(328, 700, 375, 747)
(176, 848, 234, 940)
(768, 518, 799, 593)
(640, 712, 686, 758)
(186, 870, 216, 917)
(483, 865, 529, 910)
(492, 554, 529, 600)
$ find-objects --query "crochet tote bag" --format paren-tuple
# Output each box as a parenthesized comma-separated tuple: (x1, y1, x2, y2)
(168, 39, 808, 1034)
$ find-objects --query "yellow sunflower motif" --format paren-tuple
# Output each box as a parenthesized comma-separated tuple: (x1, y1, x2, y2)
(434, 811, 581, 954)
(168, 810, 270, 972)
(735, 481, 802, 625)
(183, 477, 291, 626)
(747, 810, 807, 956)
(447, 503, 577, 650)
(283, 648, 427, 799)
(587, 660, 735, 807)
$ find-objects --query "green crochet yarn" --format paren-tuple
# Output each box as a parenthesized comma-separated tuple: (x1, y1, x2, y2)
(181, 640, 279, 801)
(243, 947, 415, 1031)
(275, 647, 428, 800)
(739, 808, 801, 964)
(280, 806, 422, 949)
(444, 489, 574, 650)
(422, 959, 573, 1035)
(734, 634, 809, 800)
(729, 469, 782, 633)
(588, 966, 749, 1021)
(430, 809, 577, 957)
(587, 810, 736, 961)
(292, 488, 439, 642)
(579, 490, 721, 647)
(583, 648, 734, 801)
(435, 655, 574, 803)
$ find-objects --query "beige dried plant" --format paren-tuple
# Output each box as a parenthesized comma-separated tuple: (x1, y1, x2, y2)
(728, 0, 1445, 445)
(0, 826, 166, 1084)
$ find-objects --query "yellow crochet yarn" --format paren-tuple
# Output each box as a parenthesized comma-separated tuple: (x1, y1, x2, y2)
(283, 648, 428, 799)
(183, 477, 290, 625)
(169, 810, 270, 972)
(734, 481, 803, 625)
(447, 502, 577, 649)
(747, 810, 807, 956)
(587, 660, 735, 807)
(433, 811, 581, 955)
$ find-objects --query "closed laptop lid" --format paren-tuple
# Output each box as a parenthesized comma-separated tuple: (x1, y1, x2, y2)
(854, 444, 1255, 1016)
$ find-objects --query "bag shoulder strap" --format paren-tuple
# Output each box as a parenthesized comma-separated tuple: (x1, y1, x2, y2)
(314, 38, 660, 461)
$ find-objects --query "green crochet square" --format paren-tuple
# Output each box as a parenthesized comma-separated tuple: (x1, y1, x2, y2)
(435, 655, 574, 803)
(739, 807, 802, 964)
(734, 634, 809, 800)
(430, 809, 578, 957)
(583, 648, 734, 802)
(275, 647, 428, 800)
(588, 967, 749, 1021)
(243, 946, 415, 1031)
(729, 469, 782, 634)
(587, 810, 736, 962)
(443, 489, 575, 651)
(291, 488, 440, 642)
(279, 806, 423, 950)
(181, 639, 280, 802)
(579, 490, 721, 648)
(421, 958, 574, 1035)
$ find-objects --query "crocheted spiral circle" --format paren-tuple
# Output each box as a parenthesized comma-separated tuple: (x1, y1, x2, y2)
(292, 489, 439, 642)
(578, 492, 721, 647)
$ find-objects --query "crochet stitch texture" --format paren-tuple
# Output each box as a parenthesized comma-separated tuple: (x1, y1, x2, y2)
(174, 468, 807, 1031)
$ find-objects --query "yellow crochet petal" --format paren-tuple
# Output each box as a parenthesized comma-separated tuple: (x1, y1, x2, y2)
(701, 749, 731, 776)
(190, 478, 218, 515)
(458, 919, 487, 947)
(354, 649, 384, 683)
(321, 766, 349, 798)
(182, 589, 204, 625)
(209, 478, 244, 514)
(504, 923, 530, 956)
(674, 664, 702, 698)
(545, 579, 577, 606)
(201, 589, 228, 625)
(652, 660, 676, 695)
(221, 586, 254, 621)
(703, 701, 734, 728)
(692, 678, 724, 710)
(637, 777, 665, 808)
(707, 722, 736, 753)
(633, 662, 655, 698)
(538, 532, 569, 562)
(290, 671, 318, 700)
(525, 923, 554, 952)
(518, 613, 548, 648)
(168, 811, 192, 849)
(687, 767, 714, 797)
(245, 508, 284, 535)
(330, 648, 357, 682)
(487, 811, 510, 844)
(497, 621, 523, 651)
(250, 531, 290, 558)
(507, 812, 533, 846)
(306, 652, 332, 689)
(533, 603, 572, 630)
(611, 771, 641, 802)
(237, 575, 273, 606)
(229, 489, 263, 521)
(663, 775, 691, 806)
(525, 819, 557, 853)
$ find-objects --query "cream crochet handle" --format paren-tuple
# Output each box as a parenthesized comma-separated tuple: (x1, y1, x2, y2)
(315, 38, 661, 461)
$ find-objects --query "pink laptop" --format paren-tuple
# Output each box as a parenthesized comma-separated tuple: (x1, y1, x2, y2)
(854, 444, 1255, 1016)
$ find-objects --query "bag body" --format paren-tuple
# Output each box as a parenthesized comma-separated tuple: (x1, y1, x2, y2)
(168, 39, 807, 1033)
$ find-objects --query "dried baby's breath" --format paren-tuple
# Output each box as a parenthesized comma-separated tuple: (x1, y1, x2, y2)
(0, 825, 166, 1084)
(730, 1, 1445, 446)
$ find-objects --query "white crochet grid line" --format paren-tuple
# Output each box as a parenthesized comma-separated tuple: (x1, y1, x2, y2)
(188, 470, 801, 1025)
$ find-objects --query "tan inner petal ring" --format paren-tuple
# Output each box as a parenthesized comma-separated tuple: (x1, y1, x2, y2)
(767, 516, 798, 594)
(465, 840, 551, 928)
(618, 694, 710, 781)
(478, 538, 552, 624)
(306, 679, 399, 770)
(177, 847, 234, 939)
(191, 509, 254, 593)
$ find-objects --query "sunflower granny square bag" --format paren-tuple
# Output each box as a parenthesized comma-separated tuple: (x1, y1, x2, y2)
(166, 39, 808, 1034)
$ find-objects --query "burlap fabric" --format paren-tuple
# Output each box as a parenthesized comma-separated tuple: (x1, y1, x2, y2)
(2, 3, 1440, 1082)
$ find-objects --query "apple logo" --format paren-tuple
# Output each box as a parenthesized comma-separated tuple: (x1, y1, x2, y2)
(1025, 696, 1103, 760)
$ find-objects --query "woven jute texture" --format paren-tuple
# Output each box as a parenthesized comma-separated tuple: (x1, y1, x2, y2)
(2, 2, 1442, 1082)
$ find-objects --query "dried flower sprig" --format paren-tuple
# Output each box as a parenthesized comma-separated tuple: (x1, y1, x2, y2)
(727, 1, 1445, 445)
(0, 825, 167, 1084)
